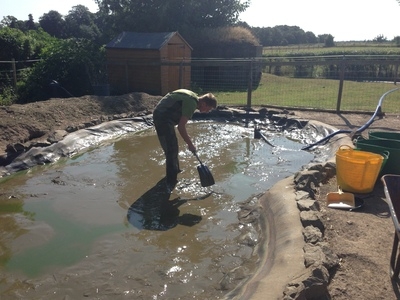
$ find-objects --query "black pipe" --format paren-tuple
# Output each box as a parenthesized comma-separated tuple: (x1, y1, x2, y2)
(50, 80, 74, 97)
(302, 87, 400, 151)
(259, 131, 275, 147)
(254, 125, 275, 147)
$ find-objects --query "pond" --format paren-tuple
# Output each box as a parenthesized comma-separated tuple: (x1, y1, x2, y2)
(0, 122, 314, 299)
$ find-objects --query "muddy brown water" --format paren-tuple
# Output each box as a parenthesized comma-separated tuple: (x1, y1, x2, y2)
(0, 122, 314, 299)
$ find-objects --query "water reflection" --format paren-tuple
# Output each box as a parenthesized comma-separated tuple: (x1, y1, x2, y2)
(0, 194, 31, 267)
(127, 177, 202, 231)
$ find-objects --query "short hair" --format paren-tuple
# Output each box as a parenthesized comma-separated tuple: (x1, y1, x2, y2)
(199, 93, 217, 108)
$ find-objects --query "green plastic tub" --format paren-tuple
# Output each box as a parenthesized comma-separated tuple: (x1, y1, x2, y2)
(369, 131, 400, 142)
(355, 137, 400, 175)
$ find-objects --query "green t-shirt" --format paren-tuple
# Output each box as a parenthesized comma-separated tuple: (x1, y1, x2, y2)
(170, 89, 198, 118)
(154, 89, 198, 123)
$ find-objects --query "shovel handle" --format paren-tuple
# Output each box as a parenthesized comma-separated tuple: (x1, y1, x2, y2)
(192, 151, 203, 165)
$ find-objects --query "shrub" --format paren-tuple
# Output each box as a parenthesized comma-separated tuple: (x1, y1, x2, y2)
(18, 38, 106, 102)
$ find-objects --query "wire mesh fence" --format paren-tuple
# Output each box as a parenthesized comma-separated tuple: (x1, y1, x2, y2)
(1, 55, 399, 113)
(251, 55, 400, 113)
(105, 55, 399, 113)
(0, 59, 39, 87)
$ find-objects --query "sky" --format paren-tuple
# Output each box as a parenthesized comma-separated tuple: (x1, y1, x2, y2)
(1, 0, 399, 41)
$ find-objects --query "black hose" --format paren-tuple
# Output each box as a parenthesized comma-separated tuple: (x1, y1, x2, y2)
(50, 80, 74, 97)
(302, 87, 399, 151)
(259, 131, 275, 147)
(254, 125, 275, 147)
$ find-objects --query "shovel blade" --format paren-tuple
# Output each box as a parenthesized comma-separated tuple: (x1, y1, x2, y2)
(327, 191, 355, 208)
(197, 164, 215, 187)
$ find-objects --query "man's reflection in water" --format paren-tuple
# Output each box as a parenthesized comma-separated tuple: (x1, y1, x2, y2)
(127, 178, 202, 231)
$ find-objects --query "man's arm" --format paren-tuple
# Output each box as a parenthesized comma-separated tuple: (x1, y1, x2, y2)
(177, 116, 196, 152)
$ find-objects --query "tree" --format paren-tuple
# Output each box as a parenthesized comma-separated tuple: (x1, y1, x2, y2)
(25, 14, 37, 30)
(65, 5, 101, 41)
(305, 31, 318, 44)
(270, 27, 284, 46)
(19, 38, 106, 102)
(1, 16, 18, 28)
(94, 0, 250, 39)
(0, 27, 28, 60)
(39, 11, 66, 38)
(394, 36, 400, 47)
(324, 34, 335, 47)
(373, 34, 387, 43)
(248, 25, 319, 46)
(1, 15, 27, 31)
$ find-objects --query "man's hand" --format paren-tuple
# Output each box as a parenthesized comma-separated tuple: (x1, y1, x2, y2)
(188, 144, 196, 153)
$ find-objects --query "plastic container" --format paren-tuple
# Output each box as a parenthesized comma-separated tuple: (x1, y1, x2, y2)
(369, 131, 400, 142)
(355, 137, 400, 175)
(336, 145, 384, 193)
(354, 149, 389, 175)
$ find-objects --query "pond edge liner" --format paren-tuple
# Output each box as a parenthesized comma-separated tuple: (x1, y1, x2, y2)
(221, 120, 351, 300)
(0, 117, 152, 177)
(0, 111, 352, 299)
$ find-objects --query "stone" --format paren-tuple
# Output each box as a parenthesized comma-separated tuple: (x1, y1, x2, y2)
(300, 210, 324, 232)
(303, 226, 323, 244)
(47, 130, 68, 143)
(297, 199, 320, 211)
(295, 190, 311, 201)
(304, 243, 325, 268)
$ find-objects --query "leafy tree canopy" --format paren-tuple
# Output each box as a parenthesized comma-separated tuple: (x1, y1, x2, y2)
(39, 10, 66, 38)
(0, 15, 37, 32)
(0, 27, 54, 60)
(94, 0, 250, 40)
(65, 5, 101, 41)
(373, 34, 388, 43)
(250, 25, 319, 47)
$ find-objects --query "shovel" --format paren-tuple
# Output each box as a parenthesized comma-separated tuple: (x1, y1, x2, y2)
(326, 186, 356, 209)
(193, 152, 215, 187)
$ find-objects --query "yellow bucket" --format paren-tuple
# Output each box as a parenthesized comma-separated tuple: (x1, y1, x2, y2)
(336, 145, 384, 193)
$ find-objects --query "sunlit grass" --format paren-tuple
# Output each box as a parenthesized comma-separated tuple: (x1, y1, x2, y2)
(262, 43, 400, 57)
(215, 73, 400, 113)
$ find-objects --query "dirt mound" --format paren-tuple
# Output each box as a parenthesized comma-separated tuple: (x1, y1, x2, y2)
(0, 93, 161, 164)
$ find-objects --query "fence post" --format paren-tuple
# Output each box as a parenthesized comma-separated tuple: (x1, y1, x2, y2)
(395, 64, 399, 85)
(247, 59, 253, 109)
(12, 59, 17, 87)
(336, 56, 345, 113)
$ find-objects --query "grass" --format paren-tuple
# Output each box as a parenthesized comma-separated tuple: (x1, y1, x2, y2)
(214, 43, 400, 113)
(262, 42, 400, 56)
(214, 73, 400, 113)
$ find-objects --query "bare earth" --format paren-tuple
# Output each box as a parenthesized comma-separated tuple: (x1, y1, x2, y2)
(1, 93, 400, 299)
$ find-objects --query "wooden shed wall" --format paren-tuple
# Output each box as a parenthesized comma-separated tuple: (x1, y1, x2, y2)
(160, 36, 192, 95)
(106, 34, 192, 96)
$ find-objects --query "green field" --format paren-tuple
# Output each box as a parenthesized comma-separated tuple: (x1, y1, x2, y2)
(262, 42, 400, 57)
(215, 73, 400, 113)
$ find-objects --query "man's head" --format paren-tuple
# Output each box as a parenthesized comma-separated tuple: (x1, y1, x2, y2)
(198, 93, 217, 113)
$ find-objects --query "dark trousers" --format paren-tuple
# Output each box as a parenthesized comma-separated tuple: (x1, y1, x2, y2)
(154, 120, 180, 185)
